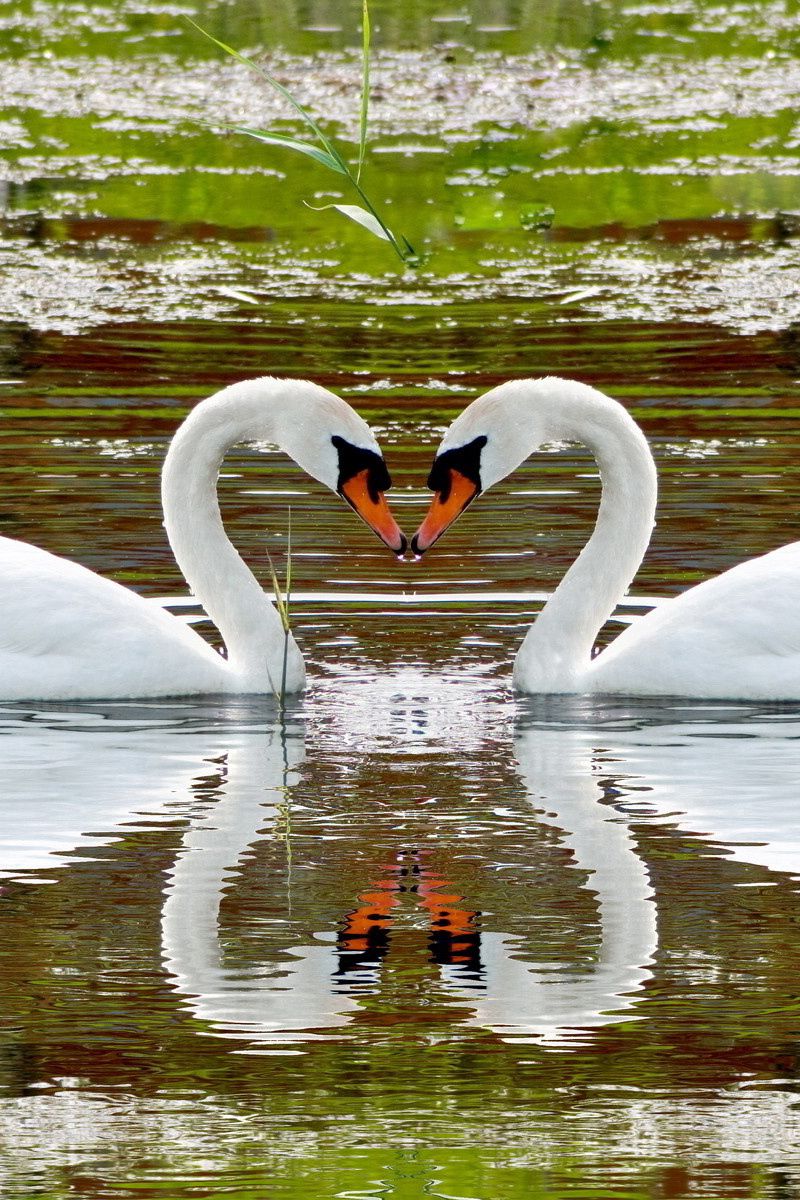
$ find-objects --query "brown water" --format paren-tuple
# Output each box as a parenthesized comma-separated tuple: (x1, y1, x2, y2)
(2, 2, 800, 1197)
(2, 314, 800, 1199)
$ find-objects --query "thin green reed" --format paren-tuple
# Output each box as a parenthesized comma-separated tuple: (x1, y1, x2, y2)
(266, 509, 292, 709)
(357, 0, 370, 184)
(187, 3, 417, 264)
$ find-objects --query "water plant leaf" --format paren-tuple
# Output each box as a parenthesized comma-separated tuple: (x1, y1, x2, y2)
(279, 509, 292, 704)
(185, 17, 346, 169)
(266, 549, 291, 635)
(312, 203, 392, 242)
(284, 508, 292, 613)
(227, 126, 346, 173)
(185, 10, 417, 267)
(399, 233, 421, 264)
(216, 285, 259, 304)
(358, 0, 370, 184)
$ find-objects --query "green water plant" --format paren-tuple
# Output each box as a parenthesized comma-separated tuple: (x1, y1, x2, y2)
(265, 510, 293, 708)
(187, 3, 417, 264)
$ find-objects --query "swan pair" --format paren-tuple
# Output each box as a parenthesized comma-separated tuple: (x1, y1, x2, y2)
(2, 375, 798, 701)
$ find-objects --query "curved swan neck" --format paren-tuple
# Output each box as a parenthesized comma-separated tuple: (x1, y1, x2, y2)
(161, 384, 292, 683)
(515, 382, 657, 690)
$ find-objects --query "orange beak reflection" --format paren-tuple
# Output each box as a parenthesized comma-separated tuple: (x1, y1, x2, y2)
(340, 469, 407, 556)
(411, 468, 479, 556)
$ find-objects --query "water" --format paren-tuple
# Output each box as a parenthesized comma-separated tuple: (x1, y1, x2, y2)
(2, 682, 800, 1197)
(2, 1, 800, 1197)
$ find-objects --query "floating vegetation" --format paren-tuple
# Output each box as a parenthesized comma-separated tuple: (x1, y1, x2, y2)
(187, 3, 418, 266)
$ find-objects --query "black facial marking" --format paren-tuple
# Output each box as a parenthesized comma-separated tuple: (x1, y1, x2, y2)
(332, 436, 392, 501)
(427, 435, 487, 501)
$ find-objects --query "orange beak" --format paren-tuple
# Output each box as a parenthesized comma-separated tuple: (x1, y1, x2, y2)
(411, 468, 479, 555)
(340, 469, 407, 556)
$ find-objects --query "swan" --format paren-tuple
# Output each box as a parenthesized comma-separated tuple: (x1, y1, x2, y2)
(411, 376, 800, 700)
(0, 376, 405, 701)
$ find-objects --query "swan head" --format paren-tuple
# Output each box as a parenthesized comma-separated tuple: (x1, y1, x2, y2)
(242, 378, 407, 557)
(411, 381, 547, 555)
(332, 434, 407, 557)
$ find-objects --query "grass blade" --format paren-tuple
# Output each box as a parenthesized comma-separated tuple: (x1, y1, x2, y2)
(309, 202, 392, 242)
(265, 515, 292, 707)
(226, 126, 347, 173)
(284, 508, 292, 611)
(399, 233, 420, 264)
(266, 549, 290, 634)
(186, 7, 418, 267)
(357, 0, 370, 184)
(185, 16, 347, 169)
(280, 510, 292, 705)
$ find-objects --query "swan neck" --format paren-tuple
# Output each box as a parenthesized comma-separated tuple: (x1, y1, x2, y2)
(161, 392, 289, 685)
(516, 393, 657, 690)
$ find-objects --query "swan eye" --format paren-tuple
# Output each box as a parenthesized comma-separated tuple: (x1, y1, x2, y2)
(332, 436, 392, 500)
(427, 435, 487, 499)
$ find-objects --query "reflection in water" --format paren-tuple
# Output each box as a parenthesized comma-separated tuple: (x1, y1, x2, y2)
(0, 703, 244, 880)
(607, 714, 800, 879)
(455, 718, 658, 1044)
(517, 695, 800, 879)
(337, 850, 483, 990)
(159, 677, 659, 1048)
(6, 682, 800, 1062)
(161, 719, 368, 1042)
(2, 679, 800, 1194)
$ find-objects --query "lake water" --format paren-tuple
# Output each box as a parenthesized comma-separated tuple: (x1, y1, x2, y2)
(1, 2, 800, 1197)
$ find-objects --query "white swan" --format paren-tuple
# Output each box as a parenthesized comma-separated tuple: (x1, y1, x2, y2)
(411, 377, 800, 699)
(0, 377, 405, 700)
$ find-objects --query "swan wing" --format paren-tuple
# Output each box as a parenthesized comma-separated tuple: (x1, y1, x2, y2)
(590, 541, 800, 700)
(0, 536, 226, 700)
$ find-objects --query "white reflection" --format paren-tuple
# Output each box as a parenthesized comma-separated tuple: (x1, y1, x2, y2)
(159, 676, 662, 1048)
(3, 683, 799, 1053)
(0, 704, 243, 880)
(445, 699, 800, 1042)
(603, 713, 800, 878)
(515, 697, 800, 879)
(161, 722, 361, 1042)
(441, 718, 658, 1044)
(158, 672, 511, 1045)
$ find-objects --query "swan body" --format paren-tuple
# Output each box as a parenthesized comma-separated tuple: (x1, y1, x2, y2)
(0, 535, 243, 700)
(573, 541, 800, 700)
(0, 377, 404, 701)
(412, 377, 800, 700)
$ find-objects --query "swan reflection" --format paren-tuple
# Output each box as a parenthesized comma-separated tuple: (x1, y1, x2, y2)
(0, 701, 264, 880)
(161, 719, 369, 1041)
(446, 716, 658, 1043)
(2, 683, 798, 1051)
(159, 679, 662, 1048)
(516, 695, 800, 880)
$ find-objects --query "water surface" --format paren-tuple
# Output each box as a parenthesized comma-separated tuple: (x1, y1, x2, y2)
(2, 2, 800, 1197)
